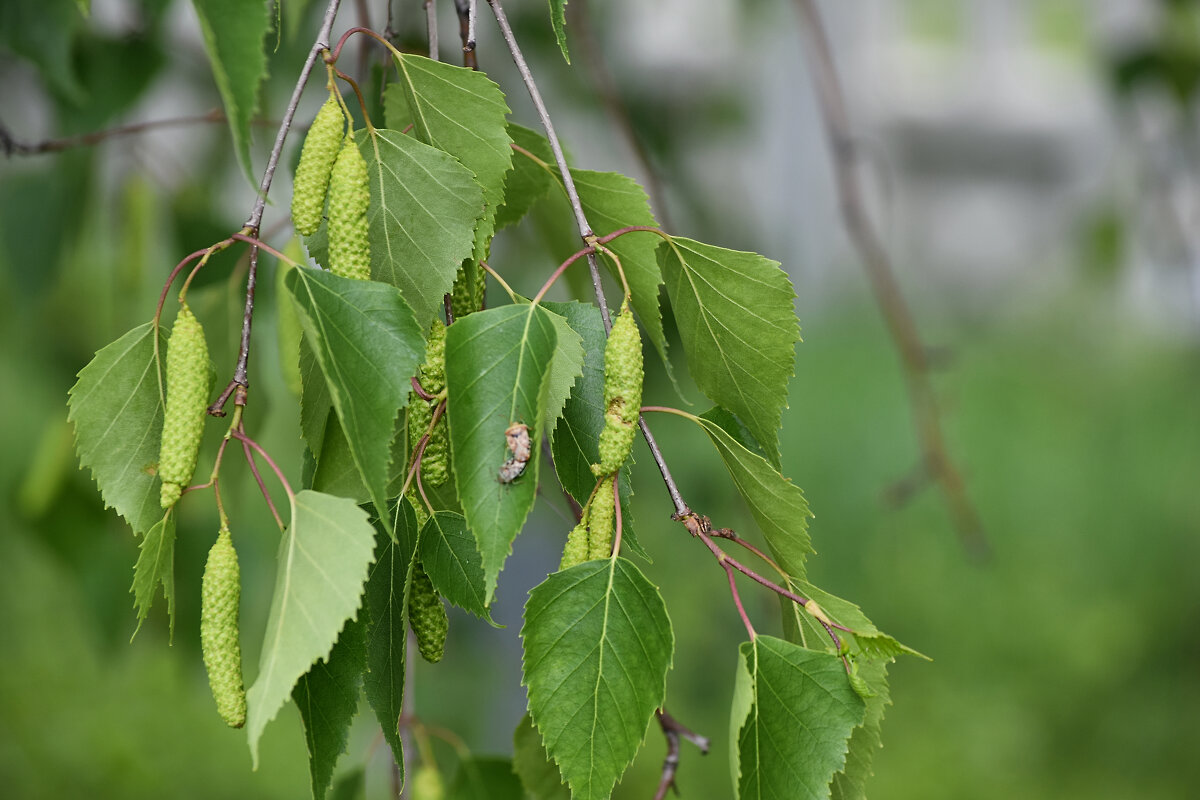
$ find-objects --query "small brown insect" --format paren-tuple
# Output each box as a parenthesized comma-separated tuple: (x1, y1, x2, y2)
(498, 422, 531, 483)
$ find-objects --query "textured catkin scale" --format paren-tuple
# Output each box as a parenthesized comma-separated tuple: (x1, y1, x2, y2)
(591, 301, 643, 477)
(290, 96, 344, 236)
(411, 766, 445, 800)
(587, 484, 616, 560)
(327, 137, 371, 281)
(449, 262, 486, 319)
(560, 520, 590, 570)
(414, 321, 448, 487)
(409, 560, 448, 663)
(159, 302, 211, 508)
(201, 525, 246, 728)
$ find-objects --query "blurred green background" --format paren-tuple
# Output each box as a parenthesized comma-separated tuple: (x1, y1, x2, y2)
(2, 0, 1199, 798)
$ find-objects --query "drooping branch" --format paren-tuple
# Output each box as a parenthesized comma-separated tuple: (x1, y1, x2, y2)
(486, 0, 690, 518)
(211, 0, 344, 416)
(790, 0, 989, 558)
(0, 109, 227, 156)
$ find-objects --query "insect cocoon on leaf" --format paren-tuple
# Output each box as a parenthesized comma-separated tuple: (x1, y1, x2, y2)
(159, 302, 211, 509)
(498, 422, 531, 483)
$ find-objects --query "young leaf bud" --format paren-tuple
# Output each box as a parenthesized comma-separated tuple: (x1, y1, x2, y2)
(290, 96, 345, 237)
(159, 302, 211, 508)
(201, 524, 247, 728)
(327, 137, 371, 281)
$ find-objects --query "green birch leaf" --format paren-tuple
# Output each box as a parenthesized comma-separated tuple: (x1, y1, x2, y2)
(521, 557, 673, 800)
(549, 0, 570, 63)
(445, 305, 558, 603)
(496, 124, 556, 230)
(659, 238, 799, 466)
(540, 305, 585, 437)
(68, 321, 166, 535)
(733, 636, 866, 800)
(294, 614, 367, 800)
(191, 0, 270, 182)
(699, 406, 768, 461)
(513, 712, 571, 800)
(390, 55, 513, 258)
(790, 579, 928, 662)
(546, 301, 646, 561)
(572, 170, 671, 384)
(729, 646, 755, 795)
(275, 252, 304, 397)
(690, 411, 813, 581)
(129, 514, 175, 639)
(365, 500, 420, 768)
(830, 660, 890, 800)
(508, 149, 673, 385)
(361, 129, 483, 327)
(310, 413, 369, 501)
(449, 757, 526, 800)
(299, 339, 332, 457)
(246, 491, 376, 767)
(418, 511, 495, 623)
(286, 266, 425, 516)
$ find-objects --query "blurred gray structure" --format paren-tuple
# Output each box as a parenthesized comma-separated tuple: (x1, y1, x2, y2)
(600, 0, 1200, 332)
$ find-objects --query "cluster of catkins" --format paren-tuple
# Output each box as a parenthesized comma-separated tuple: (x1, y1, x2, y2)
(157, 299, 246, 727)
(560, 299, 643, 569)
(291, 94, 370, 280)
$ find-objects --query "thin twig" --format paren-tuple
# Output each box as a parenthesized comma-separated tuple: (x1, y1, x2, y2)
(453, 0, 478, 68)
(1, 110, 226, 156)
(425, 0, 439, 61)
(725, 562, 756, 641)
(791, 0, 988, 558)
(219, 0, 343, 418)
(230, 429, 296, 501)
(709, 527, 787, 581)
(241, 434, 286, 530)
(487, 0, 690, 518)
(653, 709, 709, 800)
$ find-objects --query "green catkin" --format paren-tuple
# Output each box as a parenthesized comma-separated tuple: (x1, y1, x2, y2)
(159, 302, 211, 508)
(201, 524, 246, 728)
(327, 137, 371, 281)
(591, 300, 643, 477)
(409, 560, 448, 663)
(290, 96, 345, 236)
(412, 320, 448, 487)
(411, 766, 445, 800)
(449, 262, 486, 319)
(560, 519, 591, 570)
(587, 484, 616, 560)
